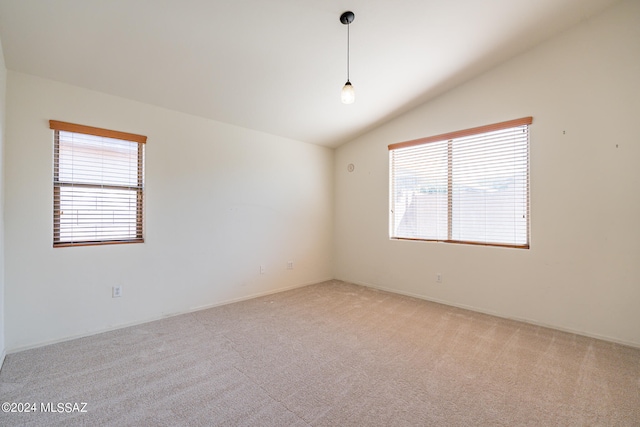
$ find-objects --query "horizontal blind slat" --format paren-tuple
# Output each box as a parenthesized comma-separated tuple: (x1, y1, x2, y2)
(390, 119, 530, 247)
(53, 125, 145, 246)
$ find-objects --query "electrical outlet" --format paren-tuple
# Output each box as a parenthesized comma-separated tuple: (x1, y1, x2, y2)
(436, 273, 442, 284)
(287, 261, 294, 270)
(112, 285, 123, 298)
(260, 265, 265, 274)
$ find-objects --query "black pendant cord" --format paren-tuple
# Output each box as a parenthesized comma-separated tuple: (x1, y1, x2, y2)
(339, 10, 355, 100)
(346, 22, 350, 82)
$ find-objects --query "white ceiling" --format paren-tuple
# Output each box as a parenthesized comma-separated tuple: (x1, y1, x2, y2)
(0, 0, 620, 147)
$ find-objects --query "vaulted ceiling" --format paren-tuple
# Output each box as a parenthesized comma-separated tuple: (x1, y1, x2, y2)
(0, 0, 620, 147)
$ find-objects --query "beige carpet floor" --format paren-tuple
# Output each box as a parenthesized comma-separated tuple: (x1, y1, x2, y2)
(0, 280, 638, 426)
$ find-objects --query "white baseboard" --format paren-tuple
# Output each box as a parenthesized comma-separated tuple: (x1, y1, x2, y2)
(341, 278, 640, 350)
(187, 277, 332, 313)
(0, 349, 6, 371)
(8, 278, 333, 354)
(13, 276, 636, 354)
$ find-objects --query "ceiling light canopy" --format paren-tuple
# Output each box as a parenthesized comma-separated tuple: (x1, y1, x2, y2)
(340, 11, 355, 105)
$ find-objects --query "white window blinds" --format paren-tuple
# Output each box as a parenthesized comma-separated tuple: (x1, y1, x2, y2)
(389, 117, 531, 249)
(51, 120, 146, 247)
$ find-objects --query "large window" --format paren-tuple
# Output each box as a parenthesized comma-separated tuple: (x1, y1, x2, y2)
(50, 120, 146, 247)
(389, 117, 531, 249)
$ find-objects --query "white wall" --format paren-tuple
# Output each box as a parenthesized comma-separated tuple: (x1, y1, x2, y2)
(4, 72, 334, 351)
(335, 0, 640, 346)
(0, 35, 7, 365)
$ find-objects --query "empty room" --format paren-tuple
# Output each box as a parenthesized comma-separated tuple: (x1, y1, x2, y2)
(0, 0, 638, 425)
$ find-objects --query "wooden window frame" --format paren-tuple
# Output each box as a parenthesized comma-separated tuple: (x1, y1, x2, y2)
(50, 120, 147, 248)
(388, 117, 532, 249)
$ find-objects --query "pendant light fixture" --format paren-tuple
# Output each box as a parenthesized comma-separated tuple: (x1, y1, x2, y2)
(340, 11, 355, 104)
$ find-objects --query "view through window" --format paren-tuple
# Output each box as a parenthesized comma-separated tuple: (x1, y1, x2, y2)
(389, 117, 531, 248)
(51, 120, 146, 247)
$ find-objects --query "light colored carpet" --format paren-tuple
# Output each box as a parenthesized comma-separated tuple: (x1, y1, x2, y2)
(0, 280, 638, 426)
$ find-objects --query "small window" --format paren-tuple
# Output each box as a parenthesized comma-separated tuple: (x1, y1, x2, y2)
(50, 120, 146, 247)
(389, 117, 531, 249)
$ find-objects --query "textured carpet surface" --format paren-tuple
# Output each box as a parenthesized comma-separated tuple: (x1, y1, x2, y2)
(0, 280, 639, 426)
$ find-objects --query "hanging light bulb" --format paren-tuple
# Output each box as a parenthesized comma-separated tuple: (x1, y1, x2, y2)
(342, 81, 355, 104)
(340, 11, 355, 104)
